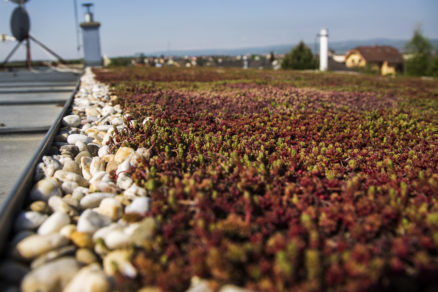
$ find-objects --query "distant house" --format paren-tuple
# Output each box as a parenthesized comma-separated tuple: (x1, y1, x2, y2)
(345, 45, 403, 75)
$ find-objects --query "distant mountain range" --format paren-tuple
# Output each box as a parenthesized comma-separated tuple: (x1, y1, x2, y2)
(146, 38, 438, 57)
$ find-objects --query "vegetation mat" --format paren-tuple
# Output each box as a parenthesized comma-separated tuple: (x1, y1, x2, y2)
(94, 67, 438, 292)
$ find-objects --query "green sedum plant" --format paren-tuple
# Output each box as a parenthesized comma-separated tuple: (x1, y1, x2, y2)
(95, 67, 438, 292)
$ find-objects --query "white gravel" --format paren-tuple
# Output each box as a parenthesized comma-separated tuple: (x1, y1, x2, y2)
(0, 68, 153, 292)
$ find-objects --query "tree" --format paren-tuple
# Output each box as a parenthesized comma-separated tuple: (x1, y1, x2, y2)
(405, 26, 433, 76)
(281, 41, 317, 70)
(429, 53, 438, 77)
(269, 51, 275, 63)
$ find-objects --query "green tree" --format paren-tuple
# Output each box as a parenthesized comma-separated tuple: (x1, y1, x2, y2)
(281, 41, 316, 70)
(429, 53, 438, 77)
(269, 51, 275, 63)
(405, 26, 433, 76)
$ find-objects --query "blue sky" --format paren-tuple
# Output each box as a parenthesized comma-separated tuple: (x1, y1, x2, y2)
(0, 0, 437, 60)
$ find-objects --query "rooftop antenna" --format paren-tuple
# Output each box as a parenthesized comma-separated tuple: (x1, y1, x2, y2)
(73, 0, 81, 54)
(1, 0, 66, 69)
(8, 0, 29, 5)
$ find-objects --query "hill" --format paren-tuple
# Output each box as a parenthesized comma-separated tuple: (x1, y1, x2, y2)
(145, 38, 438, 57)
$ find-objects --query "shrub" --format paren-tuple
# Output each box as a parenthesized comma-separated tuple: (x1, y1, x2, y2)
(428, 53, 438, 77)
(281, 41, 317, 70)
(404, 26, 433, 76)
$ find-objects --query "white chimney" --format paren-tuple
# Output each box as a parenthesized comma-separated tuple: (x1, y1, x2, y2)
(319, 28, 328, 71)
(243, 55, 248, 69)
(80, 3, 102, 67)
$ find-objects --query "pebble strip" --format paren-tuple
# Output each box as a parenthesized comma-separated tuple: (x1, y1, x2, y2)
(0, 68, 155, 292)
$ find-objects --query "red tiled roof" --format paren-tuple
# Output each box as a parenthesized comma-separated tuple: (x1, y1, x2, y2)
(346, 46, 403, 64)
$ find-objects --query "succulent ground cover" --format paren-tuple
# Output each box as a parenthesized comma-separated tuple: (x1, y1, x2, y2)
(94, 67, 438, 292)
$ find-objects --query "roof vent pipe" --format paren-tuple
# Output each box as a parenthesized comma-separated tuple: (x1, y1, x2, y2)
(83, 3, 94, 23)
(80, 2, 102, 67)
(243, 55, 248, 69)
(319, 28, 328, 71)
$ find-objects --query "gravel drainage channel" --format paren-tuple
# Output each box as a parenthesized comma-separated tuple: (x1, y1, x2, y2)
(0, 68, 156, 292)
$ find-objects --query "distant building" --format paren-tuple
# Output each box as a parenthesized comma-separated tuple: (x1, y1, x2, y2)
(329, 50, 345, 63)
(345, 45, 403, 75)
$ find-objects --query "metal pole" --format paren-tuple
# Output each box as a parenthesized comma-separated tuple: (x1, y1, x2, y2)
(73, 0, 81, 54)
(28, 35, 66, 64)
(1, 41, 22, 67)
(26, 38, 32, 69)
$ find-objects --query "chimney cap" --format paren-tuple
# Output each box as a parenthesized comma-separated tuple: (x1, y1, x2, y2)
(10, 0, 29, 4)
(319, 28, 328, 36)
(82, 3, 94, 12)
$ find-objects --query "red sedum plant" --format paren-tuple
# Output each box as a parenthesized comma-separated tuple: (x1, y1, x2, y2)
(94, 67, 438, 292)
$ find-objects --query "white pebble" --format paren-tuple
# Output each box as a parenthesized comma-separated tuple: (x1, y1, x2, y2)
(16, 234, 69, 260)
(30, 245, 76, 269)
(116, 159, 131, 176)
(103, 250, 136, 277)
(114, 147, 135, 164)
(90, 157, 105, 177)
(72, 186, 90, 200)
(80, 192, 115, 209)
(61, 181, 79, 195)
(96, 125, 112, 131)
(63, 263, 111, 292)
(62, 159, 81, 175)
(54, 170, 89, 187)
(90, 181, 118, 193)
(98, 145, 110, 157)
(219, 285, 254, 292)
(82, 123, 91, 131)
(48, 196, 75, 215)
(101, 105, 116, 116)
(126, 197, 150, 216)
(41, 156, 62, 177)
(67, 134, 92, 145)
(124, 217, 156, 246)
(117, 175, 133, 190)
(75, 141, 88, 152)
(37, 212, 70, 235)
(30, 178, 62, 202)
(60, 224, 77, 238)
(34, 162, 46, 181)
(110, 117, 123, 126)
(89, 171, 107, 184)
(77, 210, 111, 234)
(81, 156, 92, 180)
(62, 115, 81, 127)
(124, 184, 147, 198)
(93, 223, 123, 243)
(102, 228, 129, 250)
(21, 257, 80, 292)
(95, 198, 123, 221)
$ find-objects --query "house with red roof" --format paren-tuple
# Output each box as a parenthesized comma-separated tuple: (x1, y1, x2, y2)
(345, 45, 403, 75)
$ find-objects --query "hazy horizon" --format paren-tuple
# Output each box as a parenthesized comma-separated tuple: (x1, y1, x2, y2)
(1, 0, 437, 61)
